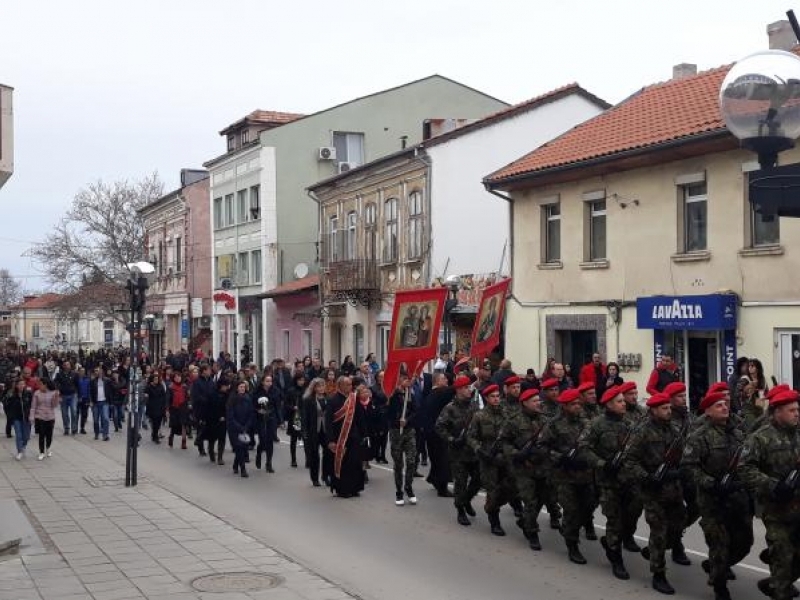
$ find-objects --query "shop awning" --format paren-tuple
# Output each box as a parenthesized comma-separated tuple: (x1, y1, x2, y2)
(258, 275, 319, 299)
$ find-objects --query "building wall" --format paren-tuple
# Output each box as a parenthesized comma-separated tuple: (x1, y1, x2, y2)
(0, 84, 13, 190)
(426, 93, 606, 280)
(273, 292, 321, 362)
(184, 177, 212, 318)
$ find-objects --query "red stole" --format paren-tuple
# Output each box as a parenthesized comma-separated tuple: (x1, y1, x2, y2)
(333, 393, 356, 479)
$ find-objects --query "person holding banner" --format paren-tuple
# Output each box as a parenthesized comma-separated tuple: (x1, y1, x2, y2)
(387, 372, 419, 506)
(325, 376, 366, 498)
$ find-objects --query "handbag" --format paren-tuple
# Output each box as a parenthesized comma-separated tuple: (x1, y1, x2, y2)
(237, 433, 251, 444)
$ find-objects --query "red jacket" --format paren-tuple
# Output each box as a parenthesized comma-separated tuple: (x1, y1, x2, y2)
(646, 363, 679, 396)
(579, 362, 605, 386)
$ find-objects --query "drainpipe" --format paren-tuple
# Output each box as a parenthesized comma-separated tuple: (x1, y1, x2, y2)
(412, 147, 433, 286)
(485, 186, 514, 278)
(307, 189, 324, 363)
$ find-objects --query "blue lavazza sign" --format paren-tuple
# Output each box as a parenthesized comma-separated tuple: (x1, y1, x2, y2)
(636, 294, 737, 331)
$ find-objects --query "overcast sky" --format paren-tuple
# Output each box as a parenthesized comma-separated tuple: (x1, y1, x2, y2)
(0, 0, 793, 290)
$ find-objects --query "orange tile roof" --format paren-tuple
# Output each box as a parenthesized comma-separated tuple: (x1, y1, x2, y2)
(247, 110, 305, 124)
(15, 293, 63, 310)
(259, 274, 319, 299)
(486, 64, 732, 185)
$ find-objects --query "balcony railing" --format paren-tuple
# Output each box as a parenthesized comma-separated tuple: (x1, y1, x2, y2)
(325, 258, 379, 293)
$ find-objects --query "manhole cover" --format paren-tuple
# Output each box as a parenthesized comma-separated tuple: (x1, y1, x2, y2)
(191, 572, 283, 592)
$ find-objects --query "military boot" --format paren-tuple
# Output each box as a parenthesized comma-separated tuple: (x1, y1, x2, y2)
(652, 573, 675, 595)
(527, 531, 542, 551)
(509, 498, 523, 519)
(671, 542, 691, 566)
(584, 521, 598, 541)
(567, 542, 587, 565)
(456, 506, 470, 527)
(622, 536, 642, 552)
(713, 581, 731, 600)
(464, 502, 476, 517)
(488, 511, 506, 536)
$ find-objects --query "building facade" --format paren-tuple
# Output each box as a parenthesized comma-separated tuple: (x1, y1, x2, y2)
(0, 84, 13, 190)
(207, 76, 509, 367)
(140, 169, 212, 361)
(486, 33, 800, 403)
(310, 84, 608, 366)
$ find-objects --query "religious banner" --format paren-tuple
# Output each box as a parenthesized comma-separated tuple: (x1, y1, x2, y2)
(382, 287, 448, 395)
(469, 278, 511, 362)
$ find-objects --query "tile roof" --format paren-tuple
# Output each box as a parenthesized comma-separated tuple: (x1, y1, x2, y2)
(424, 83, 610, 148)
(218, 110, 304, 135)
(15, 293, 63, 310)
(486, 64, 732, 185)
(258, 274, 319, 299)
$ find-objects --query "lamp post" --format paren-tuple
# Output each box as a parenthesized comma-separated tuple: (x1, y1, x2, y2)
(125, 261, 155, 487)
(442, 275, 461, 355)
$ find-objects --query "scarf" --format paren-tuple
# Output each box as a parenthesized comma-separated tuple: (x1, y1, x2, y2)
(332, 393, 356, 479)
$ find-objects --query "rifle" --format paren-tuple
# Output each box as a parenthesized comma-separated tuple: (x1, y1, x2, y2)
(653, 420, 690, 483)
(453, 401, 477, 446)
(783, 461, 800, 492)
(609, 428, 634, 473)
(489, 424, 508, 458)
(718, 445, 743, 490)
(515, 421, 546, 463)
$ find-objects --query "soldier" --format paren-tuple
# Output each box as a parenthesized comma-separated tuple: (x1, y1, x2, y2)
(436, 376, 481, 526)
(622, 392, 686, 595)
(739, 388, 800, 600)
(621, 381, 647, 425)
(663, 381, 693, 566)
(618, 380, 645, 552)
(502, 375, 524, 520)
(501, 387, 551, 550)
(579, 385, 635, 580)
(683, 390, 753, 600)
(537, 388, 594, 565)
(578, 380, 600, 540)
(467, 384, 512, 536)
(540, 378, 560, 418)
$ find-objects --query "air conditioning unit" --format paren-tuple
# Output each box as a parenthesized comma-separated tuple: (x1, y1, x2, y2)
(338, 161, 358, 174)
(199, 316, 212, 328)
(219, 278, 233, 290)
(318, 147, 337, 161)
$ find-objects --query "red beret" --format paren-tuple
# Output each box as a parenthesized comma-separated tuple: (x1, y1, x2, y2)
(519, 389, 540, 402)
(699, 391, 728, 412)
(767, 384, 791, 400)
(663, 382, 686, 397)
(707, 382, 729, 395)
(577, 382, 595, 393)
(770, 389, 800, 408)
(646, 393, 670, 407)
(600, 385, 622, 405)
(618, 381, 637, 395)
(541, 378, 559, 389)
(558, 389, 581, 404)
(504, 375, 521, 386)
(453, 376, 471, 390)
(482, 384, 500, 397)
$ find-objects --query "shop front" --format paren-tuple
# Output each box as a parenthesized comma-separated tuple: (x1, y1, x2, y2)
(637, 293, 738, 409)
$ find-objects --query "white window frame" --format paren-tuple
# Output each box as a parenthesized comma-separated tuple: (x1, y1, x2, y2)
(588, 199, 606, 261)
(251, 249, 262, 284)
(329, 215, 339, 262)
(364, 202, 377, 260)
(544, 203, 561, 263)
(345, 211, 357, 260)
(175, 236, 182, 272)
(683, 182, 707, 252)
(237, 189, 248, 224)
(250, 185, 260, 220)
(302, 329, 312, 358)
(333, 132, 365, 166)
(237, 252, 249, 286)
(213, 197, 223, 229)
(224, 194, 234, 227)
(384, 198, 398, 263)
(408, 191, 424, 260)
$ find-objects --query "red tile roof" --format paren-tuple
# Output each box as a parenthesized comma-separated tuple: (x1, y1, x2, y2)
(15, 293, 63, 310)
(218, 110, 304, 135)
(424, 83, 610, 148)
(259, 274, 319, 299)
(486, 64, 732, 185)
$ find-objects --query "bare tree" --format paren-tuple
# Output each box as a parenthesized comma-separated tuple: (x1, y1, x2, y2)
(0, 269, 22, 307)
(29, 173, 163, 319)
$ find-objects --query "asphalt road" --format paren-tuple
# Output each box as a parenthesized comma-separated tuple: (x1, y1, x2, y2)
(80, 428, 771, 600)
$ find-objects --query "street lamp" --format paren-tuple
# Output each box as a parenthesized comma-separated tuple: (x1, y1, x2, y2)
(442, 275, 461, 355)
(125, 261, 155, 487)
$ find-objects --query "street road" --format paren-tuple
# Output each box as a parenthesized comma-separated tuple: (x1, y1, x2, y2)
(82, 430, 770, 600)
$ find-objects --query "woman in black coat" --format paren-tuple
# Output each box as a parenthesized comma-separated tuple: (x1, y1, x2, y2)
(145, 373, 167, 443)
(253, 374, 281, 473)
(284, 373, 306, 468)
(369, 371, 389, 464)
(301, 377, 331, 487)
(227, 381, 254, 478)
(5, 379, 32, 459)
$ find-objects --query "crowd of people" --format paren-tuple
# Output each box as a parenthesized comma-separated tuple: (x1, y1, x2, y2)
(1, 347, 798, 600)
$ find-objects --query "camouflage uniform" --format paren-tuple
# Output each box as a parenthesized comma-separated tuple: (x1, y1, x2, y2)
(579, 411, 638, 552)
(436, 398, 480, 510)
(683, 419, 754, 589)
(537, 410, 593, 546)
(467, 403, 512, 513)
(541, 398, 559, 419)
(739, 419, 800, 600)
(621, 400, 647, 542)
(622, 416, 686, 576)
(672, 407, 699, 533)
(501, 407, 552, 538)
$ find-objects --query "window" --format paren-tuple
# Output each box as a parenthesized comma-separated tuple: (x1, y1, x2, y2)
(237, 189, 248, 223)
(213, 197, 223, 229)
(364, 202, 377, 260)
(588, 200, 606, 261)
(683, 182, 707, 252)
(345, 211, 357, 260)
(227, 135, 234, 152)
(282, 330, 291, 361)
(224, 194, 234, 227)
(384, 198, 398, 262)
(333, 132, 365, 166)
(217, 254, 235, 279)
(32, 323, 40, 338)
(250, 185, 260, 220)
(158, 241, 165, 275)
(543, 203, 561, 263)
(237, 252, 249, 286)
(377, 325, 390, 366)
(329, 215, 339, 262)
(353, 324, 364, 363)
(752, 209, 780, 247)
(251, 249, 262, 284)
(175, 236, 182, 272)
(302, 329, 312, 358)
(408, 191, 424, 259)
(241, 130, 250, 145)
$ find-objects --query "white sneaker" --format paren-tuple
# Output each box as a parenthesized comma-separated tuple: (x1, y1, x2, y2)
(47, 450, 52, 457)
(395, 492, 405, 506)
(15, 452, 22, 461)
(37, 453, 45, 461)
(406, 489, 417, 505)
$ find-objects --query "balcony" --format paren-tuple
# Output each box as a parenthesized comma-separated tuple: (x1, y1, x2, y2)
(326, 259, 379, 293)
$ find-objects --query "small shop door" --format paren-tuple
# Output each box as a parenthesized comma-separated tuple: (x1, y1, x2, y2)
(777, 331, 800, 389)
(687, 332, 719, 412)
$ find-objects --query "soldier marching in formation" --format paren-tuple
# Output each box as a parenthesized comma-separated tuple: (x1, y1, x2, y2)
(431, 357, 800, 600)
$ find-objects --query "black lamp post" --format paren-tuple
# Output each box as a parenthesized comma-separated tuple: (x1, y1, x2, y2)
(125, 261, 154, 487)
(442, 275, 461, 355)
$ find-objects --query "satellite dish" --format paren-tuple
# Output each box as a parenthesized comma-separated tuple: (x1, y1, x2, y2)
(293, 263, 309, 279)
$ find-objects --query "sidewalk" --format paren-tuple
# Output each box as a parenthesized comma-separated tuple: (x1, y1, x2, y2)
(0, 433, 357, 600)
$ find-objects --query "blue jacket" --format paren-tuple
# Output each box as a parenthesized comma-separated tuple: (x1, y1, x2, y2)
(78, 375, 91, 400)
(227, 393, 255, 443)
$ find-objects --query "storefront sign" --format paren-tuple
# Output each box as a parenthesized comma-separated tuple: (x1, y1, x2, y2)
(653, 329, 665, 368)
(636, 294, 737, 330)
(721, 330, 737, 381)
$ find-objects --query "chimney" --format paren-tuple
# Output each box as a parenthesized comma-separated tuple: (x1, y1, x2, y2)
(768, 20, 798, 51)
(672, 63, 697, 80)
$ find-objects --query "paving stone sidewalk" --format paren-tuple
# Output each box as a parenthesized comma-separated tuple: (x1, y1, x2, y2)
(0, 435, 357, 600)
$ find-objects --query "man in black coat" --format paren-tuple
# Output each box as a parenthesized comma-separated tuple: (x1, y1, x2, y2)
(422, 373, 455, 496)
(190, 364, 215, 457)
